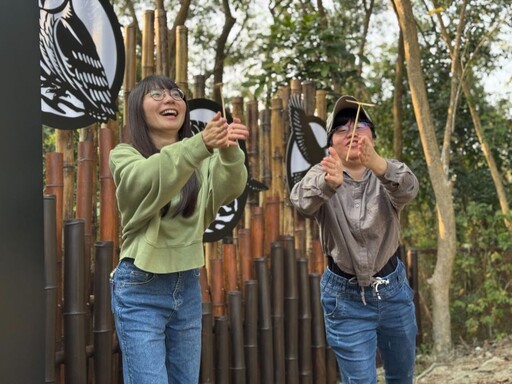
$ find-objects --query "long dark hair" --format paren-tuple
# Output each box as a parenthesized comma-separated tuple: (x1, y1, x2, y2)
(127, 75, 199, 218)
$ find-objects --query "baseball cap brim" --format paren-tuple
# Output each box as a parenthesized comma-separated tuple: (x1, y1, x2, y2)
(326, 95, 373, 134)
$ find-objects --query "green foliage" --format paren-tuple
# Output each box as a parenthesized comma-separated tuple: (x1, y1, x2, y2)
(450, 202, 512, 341)
(242, 2, 371, 103)
(43, 126, 56, 154)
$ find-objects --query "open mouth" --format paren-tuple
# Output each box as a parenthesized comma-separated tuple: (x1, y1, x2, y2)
(160, 109, 178, 117)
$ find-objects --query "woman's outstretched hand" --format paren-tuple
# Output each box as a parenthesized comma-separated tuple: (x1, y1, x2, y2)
(202, 112, 249, 150)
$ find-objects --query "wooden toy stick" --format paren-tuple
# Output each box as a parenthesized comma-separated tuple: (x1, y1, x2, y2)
(216, 82, 226, 117)
(216, 82, 230, 147)
(345, 99, 376, 161)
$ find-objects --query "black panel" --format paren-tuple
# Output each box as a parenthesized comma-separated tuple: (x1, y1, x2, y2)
(0, 2, 45, 383)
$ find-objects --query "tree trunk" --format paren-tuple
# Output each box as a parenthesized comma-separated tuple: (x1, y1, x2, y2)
(462, 82, 512, 233)
(392, 28, 404, 161)
(392, 0, 457, 358)
(432, 2, 512, 234)
(213, 0, 236, 86)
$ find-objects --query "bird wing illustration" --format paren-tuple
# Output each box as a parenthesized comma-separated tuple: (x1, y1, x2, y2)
(40, 0, 116, 122)
(288, 94, 325, 165)
(189, 98, 264, 243)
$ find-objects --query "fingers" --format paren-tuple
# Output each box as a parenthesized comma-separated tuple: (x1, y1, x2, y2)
(203, 114, 249, 149)
(321, 147, 343, 188)
(358, 136, 374, 165)
(227, 122, 249, 143)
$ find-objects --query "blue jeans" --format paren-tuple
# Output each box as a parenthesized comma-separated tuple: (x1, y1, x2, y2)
(320, 259, 416, 384)
(110, 258, 202, 384)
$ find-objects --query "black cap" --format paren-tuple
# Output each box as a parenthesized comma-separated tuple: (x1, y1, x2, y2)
(326, 95, 375, 140)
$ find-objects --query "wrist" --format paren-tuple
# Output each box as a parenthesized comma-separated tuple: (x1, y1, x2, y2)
(371, 156, 387, 176)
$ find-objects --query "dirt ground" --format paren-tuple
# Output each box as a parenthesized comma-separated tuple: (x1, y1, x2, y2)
(412, 335, 512, 383)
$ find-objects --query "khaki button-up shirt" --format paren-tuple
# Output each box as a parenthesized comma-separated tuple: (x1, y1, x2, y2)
(290, 159, 418, 287)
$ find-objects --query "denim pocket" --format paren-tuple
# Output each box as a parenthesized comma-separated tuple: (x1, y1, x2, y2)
(115, 260, 155, 287)
(321, 289, 339, 318)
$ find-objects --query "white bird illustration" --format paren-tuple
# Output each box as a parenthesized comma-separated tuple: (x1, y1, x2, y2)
(287, 94, 328, 190)
(40, 0, 116, 122)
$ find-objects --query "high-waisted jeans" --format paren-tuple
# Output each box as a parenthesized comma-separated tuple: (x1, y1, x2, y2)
(110, 258, 202, 384)
(320, 259, 417, 384)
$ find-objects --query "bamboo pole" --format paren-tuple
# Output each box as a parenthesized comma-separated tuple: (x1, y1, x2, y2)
(75, 137, 95, 378)
(44, 152, 64, 383)
(231, 95, 245, 249)
(200, 266, 212, 303)
(228, 291, 246, 384)
(122, 23, 137, 143)
(254, 258, 274, 383)
(141, 10, 155, 78)
(260, 109, 271, 201)
(302, 81, 316, 116)
(246, 100, 260, 223)
(214, 316, 230, 384)
(44, 195, 57, 384)
(200, 302, 214, 384)
(194, 75, 206, 99)
(270, 242, 285, 383)
(310, 239, 325, 275)
(282, 236, 299, 383)
(223, 238, 238, 293)
(278, 85, 295, 238)
(231, 96, 244, 121)
(238, 228, 253, 283)
(63, 220, 87, 384)
(310, 274, 326, 384)
(209, 254, 225, 317)
(55, 129, 75, 222)
(155, 7, 169, 76)
(302, 81, 318, 259)
(277, 86, 291, 138)
(250, 206, 264, 260)
(264, 195, 280, 258)
(270, 97, 284, 205)
(99, 126, 118, 266)
(289, 80, 308, 257)
(76, 140, 94, 295)
(93, 241, 114, 384)
(316, 90, 328, 121)
(175, 25, 188, 94)
(244, 280, 259, 384)
(297, 258, 313, 384)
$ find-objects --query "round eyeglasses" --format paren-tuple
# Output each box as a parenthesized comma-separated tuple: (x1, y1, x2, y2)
(148, 88, 185, 101)
(334, 121, 371, 135)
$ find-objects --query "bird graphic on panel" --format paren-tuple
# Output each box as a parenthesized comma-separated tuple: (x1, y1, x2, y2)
(286, 94, 328, 192)
(40, 0, 122, 128)
(189, 98, 268, 243)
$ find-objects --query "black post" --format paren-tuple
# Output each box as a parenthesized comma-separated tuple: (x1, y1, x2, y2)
(215, 316, 230, 384)
(0, 2, 45, 383)
(271, 242, 286, 383)
(44, 196, 58, 384)
(254, 258, 274, 384)
(200, 302, 214, 384)
(228, 291, 246, 384)
(94, 241, 114, 384)
(63, 220, 87, 384)
(244, 280, 259, 384)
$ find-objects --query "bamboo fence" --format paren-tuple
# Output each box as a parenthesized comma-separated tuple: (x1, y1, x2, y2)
(42, 11, 420, 384)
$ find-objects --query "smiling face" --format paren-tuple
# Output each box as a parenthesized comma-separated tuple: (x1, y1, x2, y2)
(331, 119, 374, 164)
(143, 87, 187, 147)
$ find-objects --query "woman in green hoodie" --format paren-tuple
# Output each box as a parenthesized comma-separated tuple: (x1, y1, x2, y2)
(109, 75, 248, 384)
